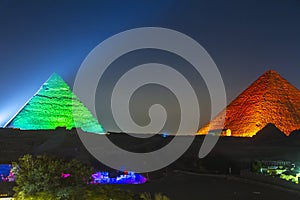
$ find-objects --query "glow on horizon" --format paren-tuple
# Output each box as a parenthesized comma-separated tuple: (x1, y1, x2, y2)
(0, 107, 18, 127)
(0, 116, 8, 127)
(0, 84, 46, 128)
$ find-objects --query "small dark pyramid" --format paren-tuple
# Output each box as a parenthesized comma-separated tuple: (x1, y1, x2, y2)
(289, 130, 300, 138)
(198, 70, 300, 137)
(253, 123, 287, 140)
(5, 73, 106, 134)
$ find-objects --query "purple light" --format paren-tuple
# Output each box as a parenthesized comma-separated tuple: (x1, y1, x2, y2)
(91, 171, 147, 184)
(61, 172, 71, 178)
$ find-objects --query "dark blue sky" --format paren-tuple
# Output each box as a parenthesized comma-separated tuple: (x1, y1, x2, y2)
(0, 0, 299, 129)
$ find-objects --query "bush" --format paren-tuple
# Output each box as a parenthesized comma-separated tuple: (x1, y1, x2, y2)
(141, 192, 170, 200)
(13, 154, 93, 200)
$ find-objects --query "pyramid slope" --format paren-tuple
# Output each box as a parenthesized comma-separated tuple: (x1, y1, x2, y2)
(5, 73, 105, 134)
(198, 70, 300, 137)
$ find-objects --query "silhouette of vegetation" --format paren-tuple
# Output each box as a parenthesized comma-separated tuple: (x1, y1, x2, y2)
(140, 192, 170, 200)
(12, 154, 171, 200)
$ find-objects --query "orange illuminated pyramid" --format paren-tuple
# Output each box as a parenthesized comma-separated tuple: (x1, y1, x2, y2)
(198, 70, 300, 137)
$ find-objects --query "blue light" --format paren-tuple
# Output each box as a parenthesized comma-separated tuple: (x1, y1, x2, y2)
(0, 164, 15, 182)
(91, 171, 147, 184)
(0, 164, 11, 177)
(162, 133, 169, 138)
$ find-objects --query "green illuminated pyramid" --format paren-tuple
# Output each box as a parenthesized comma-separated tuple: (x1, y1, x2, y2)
(5, 73, 105, 134)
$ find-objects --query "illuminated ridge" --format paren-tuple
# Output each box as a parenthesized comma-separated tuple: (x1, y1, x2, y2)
(5, 73, 105, 134)
(198, 70, 300, 137)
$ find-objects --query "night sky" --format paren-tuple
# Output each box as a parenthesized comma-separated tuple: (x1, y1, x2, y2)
(0, 0, 299, 131)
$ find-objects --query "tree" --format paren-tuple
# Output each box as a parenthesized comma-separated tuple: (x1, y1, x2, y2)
(13, 154, 93, 199)
(251, 160, 263, 173)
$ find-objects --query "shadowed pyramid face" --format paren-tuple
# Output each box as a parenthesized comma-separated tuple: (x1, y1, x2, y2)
(5, 73, 105, 134)
(198, 70, 300, 137)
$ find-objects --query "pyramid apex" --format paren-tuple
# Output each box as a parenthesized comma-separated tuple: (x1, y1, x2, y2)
(260, 69, 284, 80)
(44, 73, 68, 88)
(48, 72, 63, 80)
(50, 72, 59, 76)
(264, 69, 279, 75)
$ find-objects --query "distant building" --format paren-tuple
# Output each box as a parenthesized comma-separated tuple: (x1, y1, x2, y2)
(208, 129, 231, 136)
(260, 160, 292, 167)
